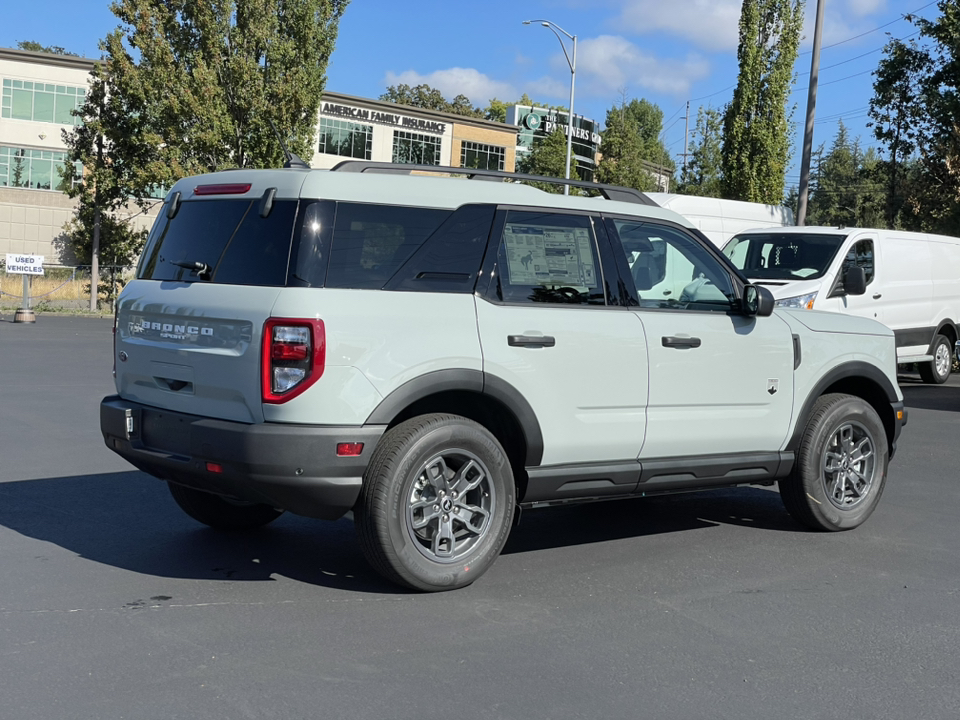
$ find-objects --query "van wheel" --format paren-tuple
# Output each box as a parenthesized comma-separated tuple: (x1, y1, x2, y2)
(919, 334, 952, 384)
(356, 414, 515, 592)
(167, 482, 284, 530)
(779, 393, 888, 532)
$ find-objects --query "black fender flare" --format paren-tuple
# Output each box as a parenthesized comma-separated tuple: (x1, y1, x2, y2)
(365, 369, 544, 467)
(930, 319, 958, 352)
(786, 360, 900, 452)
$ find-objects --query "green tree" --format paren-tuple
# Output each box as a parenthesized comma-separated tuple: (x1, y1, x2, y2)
(60, 62, 151, 307)
(483, 94, 566, 123)
(721, 0, 804, 203)
(380, 83, 483, 117)
(596, 97, 673, 192)
(803, 122, 888, 228)
(96, 0, 347, 187)
(869, 37, 929, 228)
(911, 3, 960, 233)
(61, 0, 348, 308)
(17, 40, 79, 56)
(516, 128, 575, 193)
(677, 106, 724, 197)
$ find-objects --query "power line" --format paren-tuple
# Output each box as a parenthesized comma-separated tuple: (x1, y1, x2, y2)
(690, 84, 736, 103)
(687, 6, 933, 106)
(797, 1, 935, 55)
(796, 31, 922, 77)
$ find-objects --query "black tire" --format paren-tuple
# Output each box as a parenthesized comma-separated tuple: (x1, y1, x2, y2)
(919, 333, 952, 384)
(167, 482, 284, 531)
(779, 393, 888, 531)
(355, 414, 516, 592)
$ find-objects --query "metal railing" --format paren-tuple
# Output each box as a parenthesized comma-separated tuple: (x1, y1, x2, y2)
(0, 263, 135, 312)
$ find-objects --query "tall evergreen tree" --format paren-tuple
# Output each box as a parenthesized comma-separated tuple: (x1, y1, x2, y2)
(804, 122, 887, 228)
(721, 0, 804, 204)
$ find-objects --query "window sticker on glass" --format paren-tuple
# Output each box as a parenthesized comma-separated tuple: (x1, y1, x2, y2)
(503, 222, 597, 288)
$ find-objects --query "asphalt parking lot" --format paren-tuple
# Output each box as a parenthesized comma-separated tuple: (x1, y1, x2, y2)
(1, 315, 958, 720)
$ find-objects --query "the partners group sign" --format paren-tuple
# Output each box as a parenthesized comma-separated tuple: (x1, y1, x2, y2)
(5, 254, 45, 276)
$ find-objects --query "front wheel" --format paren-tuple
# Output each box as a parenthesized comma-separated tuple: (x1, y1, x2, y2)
(779, 393, 888, 531)
(919, 333, 952, 384)
(356, 414, 515, 592)
(167, 482, 284, 531)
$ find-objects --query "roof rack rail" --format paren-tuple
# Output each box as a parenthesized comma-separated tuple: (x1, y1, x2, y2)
(328, 161, 658, 206)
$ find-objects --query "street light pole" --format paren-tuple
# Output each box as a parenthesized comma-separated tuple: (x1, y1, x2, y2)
(523, 19, 577, 195)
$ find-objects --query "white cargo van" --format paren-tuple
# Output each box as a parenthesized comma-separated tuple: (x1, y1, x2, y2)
(724, 226, 960, 384)
(646, 193, 794, 246)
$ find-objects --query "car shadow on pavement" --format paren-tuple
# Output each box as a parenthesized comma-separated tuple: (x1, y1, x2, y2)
(0, 471, 804, 592)
(0, 471, 403, 595)
(899, 380, 960, 413)
(504, 485, 802, 555)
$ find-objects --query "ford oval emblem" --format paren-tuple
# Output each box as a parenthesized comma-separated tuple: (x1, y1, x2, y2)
(119, 351, 128, 362)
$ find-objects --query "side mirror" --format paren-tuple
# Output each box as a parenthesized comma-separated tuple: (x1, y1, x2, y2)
(843, 265, 867, 296)
(743, 284, 775, 317)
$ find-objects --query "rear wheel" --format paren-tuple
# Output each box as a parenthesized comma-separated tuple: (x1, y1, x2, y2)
(356, 414, 515, 592)
(167, 482, 284, 530)
(780, 393, 888, 531)
(919, 333, 952, 384)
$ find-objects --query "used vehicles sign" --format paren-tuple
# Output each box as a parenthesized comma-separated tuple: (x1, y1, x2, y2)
(5, 254, 44, 275)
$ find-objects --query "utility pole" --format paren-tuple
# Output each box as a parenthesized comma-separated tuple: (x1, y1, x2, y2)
(796, 0, 825, 226)
(682, 100, 690, 179)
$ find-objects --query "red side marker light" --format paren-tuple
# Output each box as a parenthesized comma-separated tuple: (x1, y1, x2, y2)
(206, 462, 224, 473)
(336, 443, 364, 457)
(195, 183, 251, 196)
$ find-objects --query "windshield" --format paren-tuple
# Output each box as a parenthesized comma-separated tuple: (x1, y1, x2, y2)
(723, 232, 848, 280)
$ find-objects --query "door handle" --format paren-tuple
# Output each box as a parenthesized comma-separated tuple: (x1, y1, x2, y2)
(873, 293, 882, 299)
(508, 334, 556, 348)
(662, 336, 701, 349)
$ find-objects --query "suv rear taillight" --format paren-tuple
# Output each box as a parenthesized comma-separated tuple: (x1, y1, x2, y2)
(261, 318, 325, 404)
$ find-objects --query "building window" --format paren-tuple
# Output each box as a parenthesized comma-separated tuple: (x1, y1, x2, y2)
(460, 141, 505, 171)
(392, 131, 441, 166)
(318, 117, 372, 159)
(1, 78, 86, 125)
(0, 146, 81, 190)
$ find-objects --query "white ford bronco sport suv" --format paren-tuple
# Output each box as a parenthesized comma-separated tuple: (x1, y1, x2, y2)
(101, 162, 907, 591)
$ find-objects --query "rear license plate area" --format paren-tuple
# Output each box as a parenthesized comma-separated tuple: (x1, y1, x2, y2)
(141, 410, 191, 454)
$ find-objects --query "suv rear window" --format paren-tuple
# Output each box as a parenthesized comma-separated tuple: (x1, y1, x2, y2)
(138, 199, 298, 286)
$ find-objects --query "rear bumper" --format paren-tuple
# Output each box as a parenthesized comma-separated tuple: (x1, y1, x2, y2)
(100, 395, 385, 520)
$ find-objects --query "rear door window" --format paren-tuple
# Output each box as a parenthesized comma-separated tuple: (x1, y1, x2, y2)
(325, 203, 451, 289)
(385, 204, 495, 293)
(138, 199, 298, 286)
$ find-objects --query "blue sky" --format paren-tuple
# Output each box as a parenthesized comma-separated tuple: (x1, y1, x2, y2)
(0, 0, 939, 188)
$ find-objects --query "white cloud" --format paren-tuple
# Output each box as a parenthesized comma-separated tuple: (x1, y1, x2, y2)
(382, 68, 517, 103)
(615, 0, 743, 52)
(845, 0, 887, 18)
(571, 35, 711, 99)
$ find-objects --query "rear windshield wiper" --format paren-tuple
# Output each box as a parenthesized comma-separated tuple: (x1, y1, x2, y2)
(172, 259, 212, 281)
